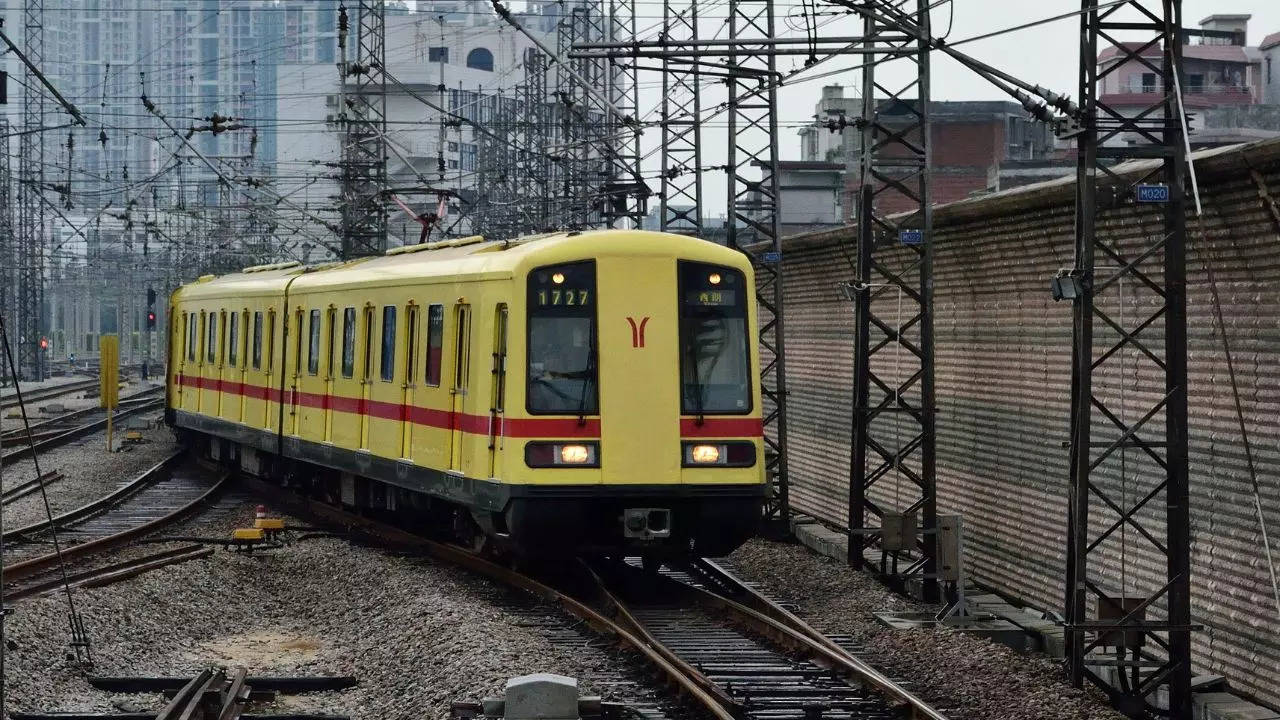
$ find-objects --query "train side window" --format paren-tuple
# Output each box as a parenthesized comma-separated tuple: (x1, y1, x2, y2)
(308, 309, 321, 375)
(380, 305, 397, 382)
(206, 311, 217, 363)
(252, 311, 263, 370)
(404, 305, 420, 382)
(183, 312, 192, 362)
(219, 311, 227, 365)
(362, 306, 375, 382)
(341, 307, 356, 378)
(198, 311, 207, 365)
(228, 311, 239, 366)
(266, 309, 277, 372)
(293, 309, 304, 375)
(326, 308, 337, 377)
(453, 305, 471, 392)
(424, 304, 444, 386)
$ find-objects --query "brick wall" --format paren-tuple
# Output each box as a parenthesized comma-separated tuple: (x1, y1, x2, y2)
(775, 137, 1280, 707)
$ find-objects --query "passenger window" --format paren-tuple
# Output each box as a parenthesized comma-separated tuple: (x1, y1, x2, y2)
(341, 307, 356, 378)
(293, 309, 304, 375)
(267, 310, 277, 372)
(197, 312, 206, 364)
(228, 312, 239, 366)
(380, 305, 397, 382)
(362, 307, 375, 381)
(425, 304, 444, 386)
(183, 313, 192, 361)
(326, 308, 337, 377)
(308, 309, 321, 375)
(405, 305, 420, 382)
(252, 311, 263, 370)
(219, 312, 227, 364)
(206, 311, 217, 363)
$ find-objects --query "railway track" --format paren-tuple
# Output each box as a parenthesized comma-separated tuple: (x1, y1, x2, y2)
(238, 476, 951, 720)
(0, 387, 165, 465)
(2, 453, 229, 600)
(0, 378, 100, 412)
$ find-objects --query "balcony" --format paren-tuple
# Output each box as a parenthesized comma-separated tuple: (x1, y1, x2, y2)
(1103, 80, 1255, 107)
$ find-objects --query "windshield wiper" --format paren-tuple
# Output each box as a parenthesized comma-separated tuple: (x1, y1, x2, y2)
(686, 329, 706, 426)
(575, 320, 597, 427)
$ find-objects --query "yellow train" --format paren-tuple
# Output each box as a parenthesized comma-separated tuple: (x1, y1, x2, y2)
(166, 229, 767, 557)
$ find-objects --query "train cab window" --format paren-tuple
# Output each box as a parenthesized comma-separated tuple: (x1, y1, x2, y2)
(308, 309, 321, 375)
(228, 312, 239, 366)
(252, 311, 263, 370)
(526, 262, 598, 414)
(380, 305, 396, 382)
(424, 304, 444, 386)
(678, 261, 752, 414)
(340, 307, 356, 378)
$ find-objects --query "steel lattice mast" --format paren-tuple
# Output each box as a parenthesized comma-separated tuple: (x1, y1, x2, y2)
(725, 0, 789, 526)
(17, 0, 46, 380)
(1064, 1, 1192, 715)
(338, 0, 389, 258)
(845, 0, 938, 603)
(659, 0, 704, 235)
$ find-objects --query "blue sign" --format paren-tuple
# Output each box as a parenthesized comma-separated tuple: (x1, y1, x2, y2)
(899, 229, 923, 246)
(1136, 184, 1170, 203)
(762, 251, 782, 263)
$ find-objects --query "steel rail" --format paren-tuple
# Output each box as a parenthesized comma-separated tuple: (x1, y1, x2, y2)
(2, 451, 186, 542)
(0, 470, 65, 506)
(4, 468, 225, 583)
(237, 475, 734, 720)
(0, 387, 162, 443)
(0, 396, 165, 465)
(4, 544, 213, 601)
(0, 378, 99, 411)
(638, 560, 951, 720)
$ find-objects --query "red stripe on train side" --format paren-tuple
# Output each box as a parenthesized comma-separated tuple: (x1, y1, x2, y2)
(680, 417, 764, 438)
(173, 374, 606, 438)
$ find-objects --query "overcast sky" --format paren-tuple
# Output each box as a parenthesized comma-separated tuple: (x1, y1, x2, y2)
(631, 0, 1280, 218)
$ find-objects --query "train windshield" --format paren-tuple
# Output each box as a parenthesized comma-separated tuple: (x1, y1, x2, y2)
(527, 261, 599, 414)
(679, 261, 751, 414)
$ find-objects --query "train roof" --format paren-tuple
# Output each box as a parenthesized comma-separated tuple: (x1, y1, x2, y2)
(171, 229, 751, 302)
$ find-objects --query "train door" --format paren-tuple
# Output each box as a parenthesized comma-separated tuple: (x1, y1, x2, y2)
(366, 303, 404, 458)
(289, 307, 304, 436)
(449, 304, 471, 472)
(216, 310, 226, 417)
(410, 303, 448, 469)
(235, 310, 248, 424)
(359, 304, 375, 450)
(487, 305, 508, 479)
(324, 306, 339, 443)
(400, 303, 420, 459)
(196, 310, 208, 411)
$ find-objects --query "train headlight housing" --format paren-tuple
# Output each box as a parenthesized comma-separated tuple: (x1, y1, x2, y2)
(525, 441, 600, 468)
(682, 441, 756, 468)
(689, 444, 724, 464)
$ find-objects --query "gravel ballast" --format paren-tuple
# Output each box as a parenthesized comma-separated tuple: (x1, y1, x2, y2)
(3, 501, 681, 720)
(728, 538, 1127, 720)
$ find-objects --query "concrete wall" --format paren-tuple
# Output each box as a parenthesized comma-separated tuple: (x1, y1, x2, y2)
(774, 138, 1280, 707)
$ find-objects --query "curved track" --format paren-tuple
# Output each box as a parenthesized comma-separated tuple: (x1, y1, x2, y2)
(0, 387, 164, 465)
(237, 475, 951, 720)
(0, 378, 100, 412)
(3, 453, 228, 597)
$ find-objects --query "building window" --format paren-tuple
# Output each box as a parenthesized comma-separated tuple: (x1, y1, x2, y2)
(429, 46, 449, 63)
(449, 159, 459, 169)
(1187, 73, 1204, 92)
(466, 47, 494, 71)
(1268, 58, 1272, 85)
(1141, 73, 1157, 93)
(448, 141, 458, 152)
(460, 144, 477, 171)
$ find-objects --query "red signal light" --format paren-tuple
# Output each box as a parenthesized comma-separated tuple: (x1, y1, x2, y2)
(39, 337, 48, 349)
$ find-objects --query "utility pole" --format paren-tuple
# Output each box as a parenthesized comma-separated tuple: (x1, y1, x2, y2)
(338, 1, 389, 257)
(844, 0, 938, 603)
(1063, 2, 1192, 716)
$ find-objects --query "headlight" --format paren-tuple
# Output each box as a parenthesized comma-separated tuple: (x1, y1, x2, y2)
(682, 441, 756, 468)
(525, 441, 600, 468)
(689, 444, 724, 464)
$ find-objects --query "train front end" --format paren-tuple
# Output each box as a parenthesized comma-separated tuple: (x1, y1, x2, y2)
(502, 231, 767, 558)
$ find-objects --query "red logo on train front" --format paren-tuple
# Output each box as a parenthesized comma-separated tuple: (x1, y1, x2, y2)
(626, 316, 650, 348)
